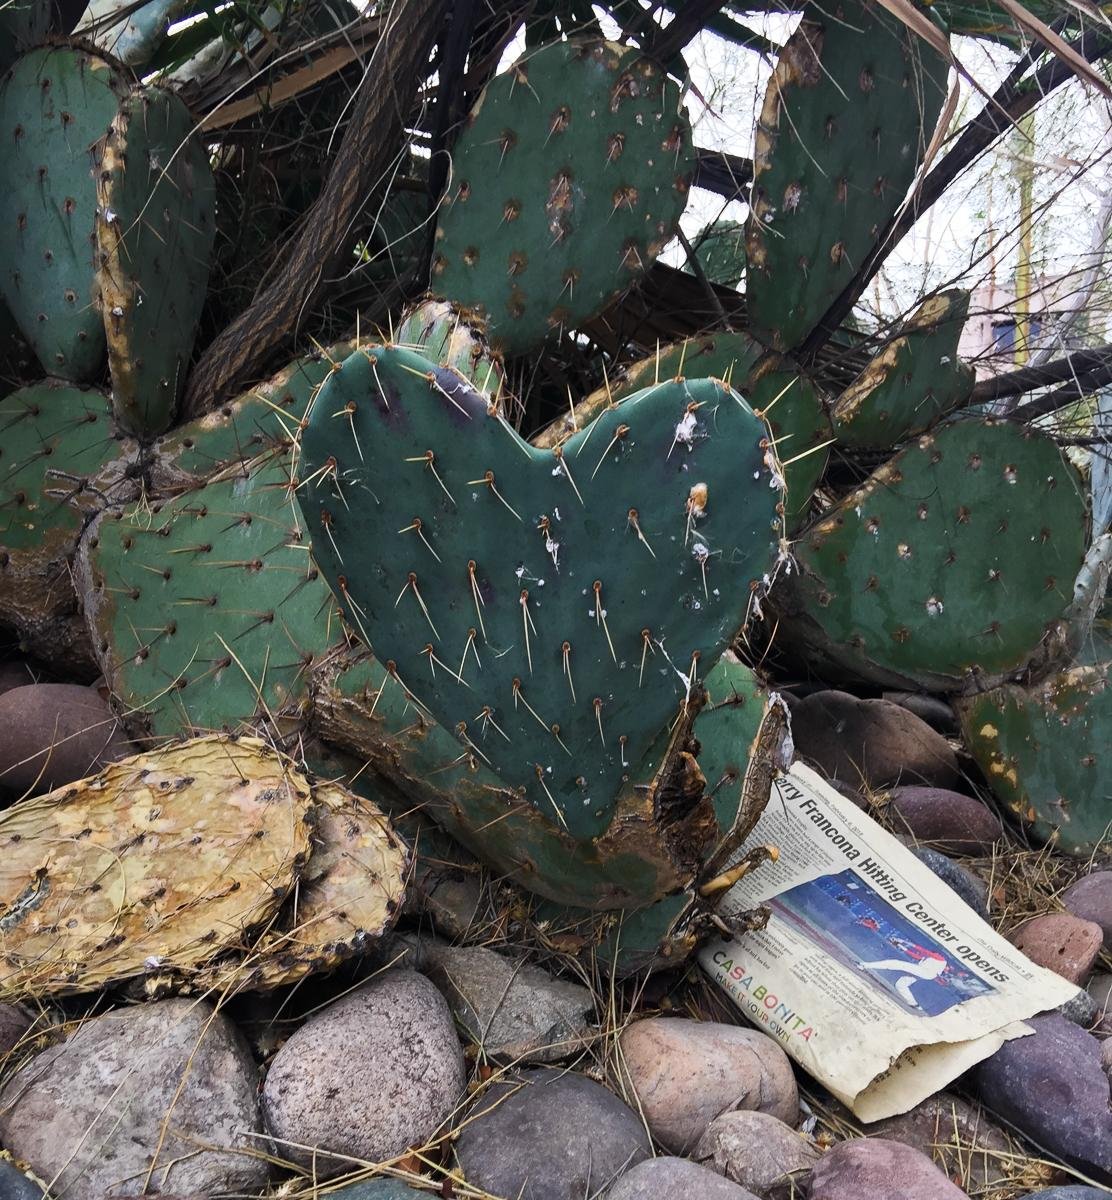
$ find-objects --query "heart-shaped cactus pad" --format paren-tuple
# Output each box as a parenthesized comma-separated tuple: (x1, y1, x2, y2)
(299, 344, 783, 840)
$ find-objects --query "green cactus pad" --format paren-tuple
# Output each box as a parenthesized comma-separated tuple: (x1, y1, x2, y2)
(0, 46, 128, 380)
(83, 0, 196, 67)
(535, 332, 830, 529)
(0, 380, 138, 668)
(96, 84, 216, 435)
(690, 219, 747, 289)
(390, 298, 506, 404)
(431, 38, 694, 356)
(0, 2, 51, 72)
(150, 339, 359, 491)
(832, 290, 975, 449)
(299, 343, 782, 841)
(776, 420, 1089, 691)
(746, 0, 949, 352)
(958, 661, 1112, 855)
(80, 457, 340, 739)
(310, 647, 788, 910)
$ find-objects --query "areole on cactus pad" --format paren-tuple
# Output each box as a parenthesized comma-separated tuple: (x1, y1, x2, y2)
(298, 340, 785, 842)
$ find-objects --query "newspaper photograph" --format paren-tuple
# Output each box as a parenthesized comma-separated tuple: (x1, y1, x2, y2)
(699, 762, 1081, 1121)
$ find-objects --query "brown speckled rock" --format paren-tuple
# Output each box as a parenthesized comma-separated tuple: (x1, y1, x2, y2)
(0, 998, 265, 1197)
(791, 692, 959, 790)
(617, 1018, 797, 1153)
(0, 683, 134, 796)
(262, 969, 465, 1176)
(694, 1110, 819, 1198)
(1009, 913, 1103, 985)
(809, 1138, 968, 1200)
(885, 786, 1002, 853)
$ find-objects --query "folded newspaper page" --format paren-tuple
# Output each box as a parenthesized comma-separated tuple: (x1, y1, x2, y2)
(699, 762, 1081, 1121)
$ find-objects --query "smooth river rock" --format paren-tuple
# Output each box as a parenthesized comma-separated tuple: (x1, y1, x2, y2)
(617, 1017, 798, 1153)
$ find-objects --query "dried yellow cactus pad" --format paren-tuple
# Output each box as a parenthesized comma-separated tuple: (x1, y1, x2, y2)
(198, 780, 411, 993)
(0, 735, 314, 999)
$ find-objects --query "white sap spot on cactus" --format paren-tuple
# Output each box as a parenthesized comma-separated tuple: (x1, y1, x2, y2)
(515, 566, 525, 580)
(940, 355, 951, 364)
(145, 955, 164, 969)
(753, 471, 761, 480)
(713, 588, 720, 596)
(553, 507, 562, 521)
(674, 410, 698, 448)
(897, 543, 911, 559)
(1004, 465, 1017, 484)
(104, 207, 118, 223)
(635, 113, 644, 125)
(692, 542, 710, 563)
(926, 596, 944, 616)
(538, 578, 546, 587)
(545, 534, 560, 568)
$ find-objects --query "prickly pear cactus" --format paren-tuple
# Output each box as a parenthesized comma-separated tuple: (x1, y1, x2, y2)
(310, 646, 788, 910)
(0, 380, 139, 670)
(96, 85, 216, 435)
(0, 46, 128, 380)
(831, 290, 975, 449)
(82, 0, 196, 67)
(149, 339, 359, 492)
(80, 456, 340, 738)
(300, 342, 782, 841)
(776, 420, 1089, 692)
(536, 332, 830, 528)
(431, 39, 695, 355)
(0, 2, 51, 72)
(391, 298, 506, 404)
(958, 662, 1111, 856)
(0, 735, 314, 999)
(196, 778, 410, 992)
(746, 0, 949, 351)
(690, 219, 747, 289)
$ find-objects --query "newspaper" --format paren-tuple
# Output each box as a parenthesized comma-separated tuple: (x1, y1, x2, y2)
(699, 763, 1081, 1121)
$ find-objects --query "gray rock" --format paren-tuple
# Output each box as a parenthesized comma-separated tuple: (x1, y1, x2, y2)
(0, 1003, 32, 1060)
(791, 691, 960, 790)
(263, 969, 465, 1177)
(456, 1069, 650, 1200)
(871, 1092, 1012, 1189)
(1063, 872, 1112, 948)
(885, 786, 1002, 853)
(1058, 988, 1100, 1027)
(1089, 971, 1112, 1024)
(398, 936, 593, 1063)
(1021, 1189, 1112, 1199)
(973, 1014, 1112, 1179)
(0, 998, 266, 1197)
(324, 1183, 425, 1199)
(617, 1017, 798, 1153)
(911, 848, 989, 917)
(608, 1157, 761, 1200)
(0, 1162, 43, 1200)
(881, 691, 959, 734)
(693, 1110, 819, 1198)
(809, 1137, 968, 1199)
